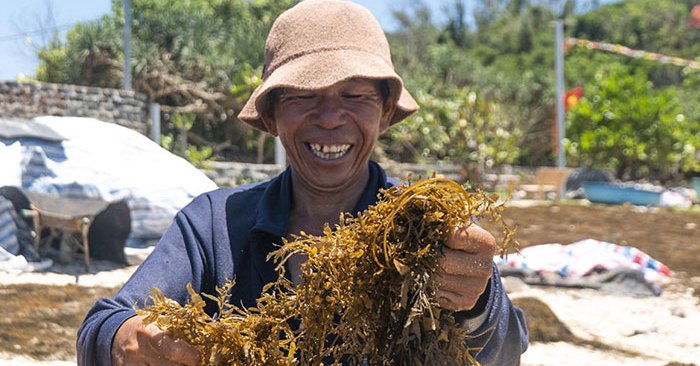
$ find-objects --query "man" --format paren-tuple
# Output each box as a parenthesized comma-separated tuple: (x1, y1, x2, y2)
(77, 1, 528, 365)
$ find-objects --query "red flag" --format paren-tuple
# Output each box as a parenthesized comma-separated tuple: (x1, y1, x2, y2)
(564, 87, 584, 111)
(691, 4, 700, 29)
(553, 87, 584, 154)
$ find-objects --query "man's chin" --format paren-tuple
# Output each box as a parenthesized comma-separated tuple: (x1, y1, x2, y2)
(298, 169, 361, 191)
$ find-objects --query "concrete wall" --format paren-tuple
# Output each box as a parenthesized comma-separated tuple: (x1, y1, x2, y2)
(0, 81, 149, 134)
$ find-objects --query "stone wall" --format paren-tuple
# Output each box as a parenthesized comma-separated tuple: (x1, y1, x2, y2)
(202, 161, 525, 189)
(202, 161, 285, 187)
(0, 81, 149, 134)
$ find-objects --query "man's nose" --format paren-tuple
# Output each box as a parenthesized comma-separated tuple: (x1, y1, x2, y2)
(314, 96, 347, 129)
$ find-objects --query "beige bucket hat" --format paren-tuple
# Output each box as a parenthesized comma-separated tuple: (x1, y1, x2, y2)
(237, 0, 419, 132)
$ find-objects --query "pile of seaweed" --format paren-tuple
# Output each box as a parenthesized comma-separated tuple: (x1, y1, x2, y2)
(138, 177, 516, 365)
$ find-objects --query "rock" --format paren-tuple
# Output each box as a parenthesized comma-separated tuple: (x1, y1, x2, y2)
(511, 296, 576, 343)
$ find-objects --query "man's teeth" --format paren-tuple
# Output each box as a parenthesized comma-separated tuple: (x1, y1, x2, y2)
(309, 143, 351, 159)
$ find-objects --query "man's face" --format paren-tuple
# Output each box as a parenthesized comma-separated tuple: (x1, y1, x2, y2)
(263, 78, 395, 192)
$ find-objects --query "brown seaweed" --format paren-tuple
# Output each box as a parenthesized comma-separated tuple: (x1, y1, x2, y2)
(138, 176, 517, 365)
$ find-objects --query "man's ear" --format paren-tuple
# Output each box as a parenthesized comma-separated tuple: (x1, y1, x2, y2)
(379, 98, 397, 133)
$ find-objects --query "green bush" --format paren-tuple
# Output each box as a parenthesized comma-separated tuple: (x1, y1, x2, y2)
(565, 69, 700, 182)
(381, 87, 521, 168)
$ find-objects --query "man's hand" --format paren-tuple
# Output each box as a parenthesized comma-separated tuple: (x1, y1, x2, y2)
(112, 315, 201, 366)
(436, 224, 496, 312)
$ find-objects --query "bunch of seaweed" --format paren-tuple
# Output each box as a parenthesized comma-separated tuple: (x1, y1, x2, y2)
(138, 177, 517, 365)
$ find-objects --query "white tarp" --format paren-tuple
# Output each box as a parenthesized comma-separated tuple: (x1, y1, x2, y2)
(495, 238, 671, 296)
(0, 116, 218, 249)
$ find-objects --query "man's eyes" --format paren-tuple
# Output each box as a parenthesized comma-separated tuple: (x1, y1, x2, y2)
(292, 94, 316, 100)
(281, 94, 316, 101)
(342, 92, 379, 100)
(342, 93, 364, 99)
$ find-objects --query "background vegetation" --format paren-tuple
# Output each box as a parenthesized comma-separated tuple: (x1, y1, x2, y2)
(34, 0, 700, 182)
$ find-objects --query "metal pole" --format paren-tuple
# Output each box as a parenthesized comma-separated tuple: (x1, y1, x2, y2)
(123, 0, 132, 90)
(149, 103, 160, 144)
(555, 19, 565, 169)
(555, 19, 566, 199)
(274, 137, 286, 167)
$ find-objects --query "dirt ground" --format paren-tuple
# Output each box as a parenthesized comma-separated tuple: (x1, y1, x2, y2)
(480, 202, 700, 279)
(1, 201, 699, 361)
(0, 284, 116, 360)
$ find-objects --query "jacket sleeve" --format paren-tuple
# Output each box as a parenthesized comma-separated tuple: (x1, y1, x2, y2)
(456, 263, 528, 365)
(76, 199, 213, 366)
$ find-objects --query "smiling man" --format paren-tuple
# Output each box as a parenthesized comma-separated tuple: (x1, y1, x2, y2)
(77, 1, 527, 365)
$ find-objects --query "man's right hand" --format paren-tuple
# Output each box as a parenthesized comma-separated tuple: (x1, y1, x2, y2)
(111, 315, 201, 366)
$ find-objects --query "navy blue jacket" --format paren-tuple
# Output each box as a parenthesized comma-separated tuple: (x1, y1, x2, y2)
(77, 161, 528, 365)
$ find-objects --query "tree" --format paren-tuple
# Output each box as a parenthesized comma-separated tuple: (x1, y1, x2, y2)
(36, 0, 298, 163)
(32, 0, 700, 174)
(564, 0, 700, 181)
(571, 0, 700, 87)
(380, 86, 522, 171)
(457, 1, 562, 165)
(565, 69, 700, 182)
(385, 2, 523, 169)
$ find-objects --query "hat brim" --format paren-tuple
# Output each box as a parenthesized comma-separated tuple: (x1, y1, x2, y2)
(238, 48, 419, 132)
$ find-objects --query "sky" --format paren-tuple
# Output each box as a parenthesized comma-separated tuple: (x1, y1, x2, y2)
(0, 0, 484, 81)
(0, 0, 612, 81)
(0, 0, 113, 81)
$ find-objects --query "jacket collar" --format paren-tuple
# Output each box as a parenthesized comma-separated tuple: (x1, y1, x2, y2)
(251, 160, 392, 238)
(247, 161, 393, 287)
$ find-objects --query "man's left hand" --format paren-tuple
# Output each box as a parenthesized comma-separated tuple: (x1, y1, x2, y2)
(435, 224, 496, 312)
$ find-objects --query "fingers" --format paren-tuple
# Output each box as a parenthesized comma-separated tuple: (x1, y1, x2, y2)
(435, 273, 489, 311)
(438, 247, 493, 278)
(113, 318, 200, 366)
(436, 289, 476, 311)
(112, 316, 149, 366)
(435, 272, 488, 294)
(435, 247, 492, 311)
(445, 224, 496, 255)
(435, 224, 496, 312)
(149, 328, 201, 366)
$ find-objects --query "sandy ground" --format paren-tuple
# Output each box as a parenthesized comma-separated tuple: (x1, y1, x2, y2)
(1, 260, 698, 366)
(510, 279, 700, 366)
(2, 200, 698, 365)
